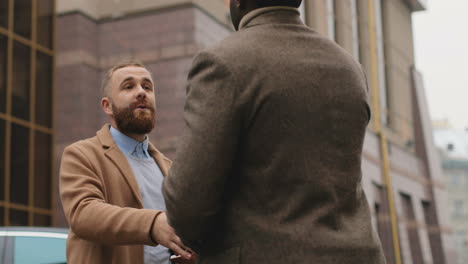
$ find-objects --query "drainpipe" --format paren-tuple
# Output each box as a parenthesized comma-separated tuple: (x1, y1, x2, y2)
(367, 0, 402, 263)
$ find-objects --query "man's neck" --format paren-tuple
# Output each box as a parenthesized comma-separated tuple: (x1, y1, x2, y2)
(110, 123, 146, 142)
(124, 132, 146, 142)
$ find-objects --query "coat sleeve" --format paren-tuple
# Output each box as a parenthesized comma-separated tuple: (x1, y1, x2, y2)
(162, 51, 243, 247)
(60, 144, 162, 246)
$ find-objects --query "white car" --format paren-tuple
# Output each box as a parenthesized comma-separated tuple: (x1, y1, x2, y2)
(0, 227, 68, 264)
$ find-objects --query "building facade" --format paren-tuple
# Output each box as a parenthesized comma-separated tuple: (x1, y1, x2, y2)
(433, 121, 468, 264)
(0, 0, 455, 263)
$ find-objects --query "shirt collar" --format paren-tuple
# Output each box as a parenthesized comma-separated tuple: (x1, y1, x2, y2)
(239, 6, 300, 30)
(110, 126, 150, 159)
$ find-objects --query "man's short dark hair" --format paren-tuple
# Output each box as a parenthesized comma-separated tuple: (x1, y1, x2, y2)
(255, 0, 302, 8)
(101, 61, 148, 98)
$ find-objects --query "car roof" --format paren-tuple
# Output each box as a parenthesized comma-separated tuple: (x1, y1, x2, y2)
(0, 227, 68, 234)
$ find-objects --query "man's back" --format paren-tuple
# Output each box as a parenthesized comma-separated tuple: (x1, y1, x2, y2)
(164, 7, 385, 264)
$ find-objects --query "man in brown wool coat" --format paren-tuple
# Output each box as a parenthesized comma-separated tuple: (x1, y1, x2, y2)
(163, 0, 387, 263)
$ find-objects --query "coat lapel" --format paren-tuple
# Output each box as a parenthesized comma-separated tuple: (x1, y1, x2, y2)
(148, 143, 172, 176)
(97, 125, 144, 208)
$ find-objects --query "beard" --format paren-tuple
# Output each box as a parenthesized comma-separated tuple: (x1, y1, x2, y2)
(112, 100, 156, 135)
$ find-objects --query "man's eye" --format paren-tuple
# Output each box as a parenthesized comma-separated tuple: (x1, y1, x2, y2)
(125, 85, 132, 89)
(144, 86, 152, 90)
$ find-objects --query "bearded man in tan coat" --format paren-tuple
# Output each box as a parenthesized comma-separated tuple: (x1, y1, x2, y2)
(60, 62, 195, 264)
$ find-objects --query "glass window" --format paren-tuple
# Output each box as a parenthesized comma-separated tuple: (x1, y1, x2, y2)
(422, 201, 434, 226)
(10, 124, 29, 205)
(14, 236, 67, 264)
(14, 0, 32, 39)
(9, 209, 28, 226)
(374, 0, 389, 125)
(0, 0, 8, 29)
(452, 174, 461, 186)
(447, 143, 455, 151)
(0, 34, 7, 114)
(298, 2, 306, 23)
(33, 214, 51, 226)
(373, 183, 396, 264)
(374, 202, 382, 234)
(37, 0, 54, 49)
(400, 193, 424, 264)
(401, 193, 415, 218)
(422, 201, 445, 264)
(350, 0, 360, 59)
(0, 119, 5, 201)
(326, 0, 335, 41)
(34, 131, 51, 209)
(12, 41, 31, 121)
(35, 52, 52, 128)
(356, 0, 366, 64)
(454, 200, 464, 217)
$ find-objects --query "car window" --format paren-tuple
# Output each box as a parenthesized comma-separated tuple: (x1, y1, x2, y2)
(14, 236, 66, 264)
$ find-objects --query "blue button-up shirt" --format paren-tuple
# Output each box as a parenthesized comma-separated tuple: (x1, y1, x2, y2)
(110, 126, 151, 159)
(109, 125, 170, 264)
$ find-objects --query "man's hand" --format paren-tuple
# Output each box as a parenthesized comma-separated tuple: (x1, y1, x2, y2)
(170, 254, 199, 264)
(152, 212, 193, 260)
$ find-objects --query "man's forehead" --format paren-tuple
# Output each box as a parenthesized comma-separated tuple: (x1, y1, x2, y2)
(113, 66, 153, 82)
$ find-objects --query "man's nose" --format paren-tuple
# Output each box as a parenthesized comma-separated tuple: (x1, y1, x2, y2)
(136, 85, 146, 99)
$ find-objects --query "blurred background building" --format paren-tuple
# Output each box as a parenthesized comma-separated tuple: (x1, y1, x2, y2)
(433, 119, 468, 264)
(0, 0, 456, 263)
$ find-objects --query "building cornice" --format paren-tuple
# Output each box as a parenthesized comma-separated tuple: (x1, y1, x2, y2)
(404, 0, 427, 12)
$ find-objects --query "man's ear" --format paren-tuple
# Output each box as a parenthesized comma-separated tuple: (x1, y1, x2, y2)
(101, 97, 113, 116)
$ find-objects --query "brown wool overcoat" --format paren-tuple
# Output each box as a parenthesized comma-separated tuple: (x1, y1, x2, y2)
(163, 6, 386, 264)
(60, 124, 172, 264)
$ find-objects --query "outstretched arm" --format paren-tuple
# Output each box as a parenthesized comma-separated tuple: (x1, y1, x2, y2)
(60, 144, 191, 258)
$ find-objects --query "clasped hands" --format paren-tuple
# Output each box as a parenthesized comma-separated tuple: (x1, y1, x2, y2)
(152, 212, 198, 264)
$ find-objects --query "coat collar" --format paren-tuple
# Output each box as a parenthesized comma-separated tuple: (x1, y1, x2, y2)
(239, 6, 301, 30)
(96, 124, 172, 207)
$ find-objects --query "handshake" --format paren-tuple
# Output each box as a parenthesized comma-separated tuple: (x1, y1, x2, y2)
(152, 212, 198, 264)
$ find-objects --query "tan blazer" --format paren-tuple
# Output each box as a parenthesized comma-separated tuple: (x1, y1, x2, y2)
(163, 6, 386, 264)
(60, 124, 172, 264)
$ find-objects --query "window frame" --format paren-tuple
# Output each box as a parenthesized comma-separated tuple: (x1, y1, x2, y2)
(0, 0, 56, 227)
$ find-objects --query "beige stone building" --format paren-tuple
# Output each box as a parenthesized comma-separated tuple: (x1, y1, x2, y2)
(0, 0, 455, 263)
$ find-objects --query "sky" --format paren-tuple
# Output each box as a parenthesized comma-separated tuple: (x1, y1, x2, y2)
(412, 0, 468, 130)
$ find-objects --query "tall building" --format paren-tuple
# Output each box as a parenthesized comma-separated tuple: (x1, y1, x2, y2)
(0, 0, 56, 227)
(0, 0, 455, 263)
(433, 120, 468, 264)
